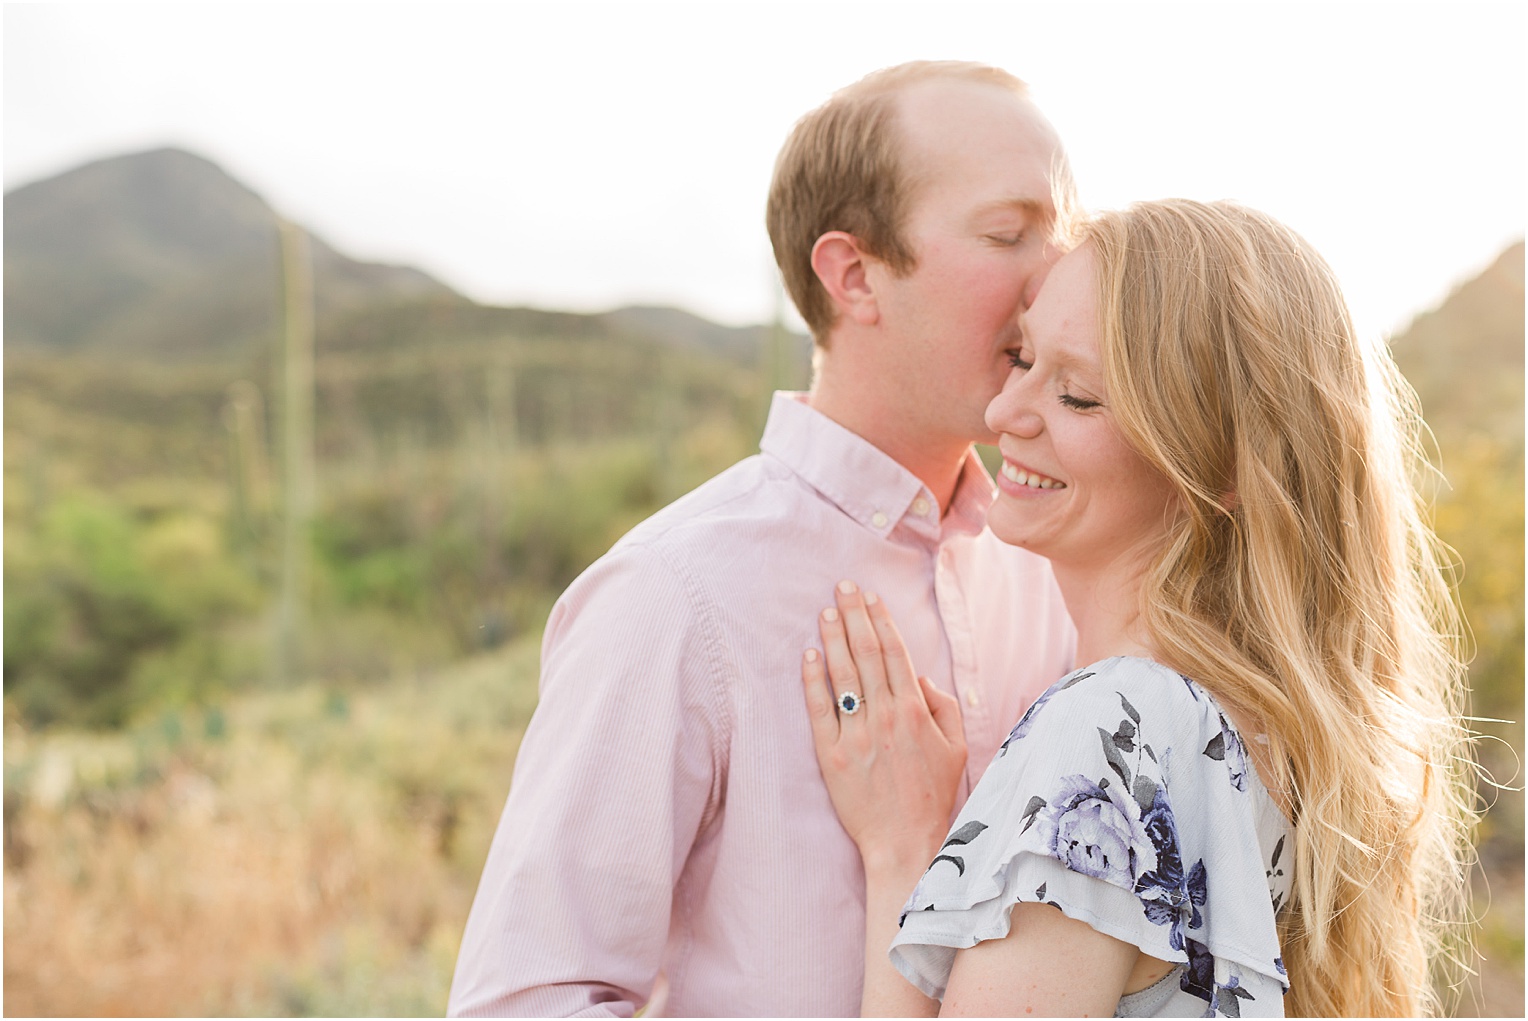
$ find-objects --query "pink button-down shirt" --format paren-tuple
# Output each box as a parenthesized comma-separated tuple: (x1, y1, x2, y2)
(449, 393, 1076, 1017)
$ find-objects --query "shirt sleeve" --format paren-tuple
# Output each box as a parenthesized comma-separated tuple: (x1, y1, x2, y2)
(448, 541, 729, 1017)
(888, 660, 1288, 1010)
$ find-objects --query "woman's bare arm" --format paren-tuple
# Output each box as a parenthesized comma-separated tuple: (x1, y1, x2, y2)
(942, 903, 1137, 1017)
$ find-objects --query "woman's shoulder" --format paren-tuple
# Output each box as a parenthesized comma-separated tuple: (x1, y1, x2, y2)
(995, 655, 1276, 829)
(999, 656, 1226, 756)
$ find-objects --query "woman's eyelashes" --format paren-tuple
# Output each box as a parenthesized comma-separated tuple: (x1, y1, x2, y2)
(1004, 351, 1104, 412)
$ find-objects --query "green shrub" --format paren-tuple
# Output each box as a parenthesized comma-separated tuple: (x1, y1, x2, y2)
(4, 495, 259, 727)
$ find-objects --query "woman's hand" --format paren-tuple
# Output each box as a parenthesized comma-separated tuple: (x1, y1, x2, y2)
(802, 580, 967, 878)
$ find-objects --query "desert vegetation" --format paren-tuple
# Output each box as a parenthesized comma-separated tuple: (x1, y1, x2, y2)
(4, 151, 1521, 1015)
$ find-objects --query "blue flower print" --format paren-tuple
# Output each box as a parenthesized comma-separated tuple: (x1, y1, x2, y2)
(1181, 937, 1257, 1016)
(1032, 774, 1157, 889)
(1181, 937, 1215, 1002)
(892, 660, 1290, 1017)
(1133, 787, 1208, 950)
(1132, 786, 1210, 951)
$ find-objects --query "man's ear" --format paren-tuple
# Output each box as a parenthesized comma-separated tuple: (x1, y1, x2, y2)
(810, 232, 879, 326)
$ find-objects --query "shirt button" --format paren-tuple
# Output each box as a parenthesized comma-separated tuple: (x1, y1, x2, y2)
(912, 497, 931, 517)
(871, 511, 889, 529)
(966, 689, 981, 708)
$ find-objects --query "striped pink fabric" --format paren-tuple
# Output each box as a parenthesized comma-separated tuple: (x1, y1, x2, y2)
(449, 392, 1076, 1017)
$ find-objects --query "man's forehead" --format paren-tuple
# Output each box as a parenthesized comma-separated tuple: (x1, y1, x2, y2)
(891, 85, 1059, 193)
(891, 75, 1033, 117)
(891, 79, 1049, 156)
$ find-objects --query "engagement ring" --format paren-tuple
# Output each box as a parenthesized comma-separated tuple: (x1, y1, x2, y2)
(836, 691, 863, 715)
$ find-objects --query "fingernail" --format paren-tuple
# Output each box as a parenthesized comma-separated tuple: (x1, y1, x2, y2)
(837, 579, 856, 594)
(804, 648, 819, 662)
(822, 607, 839, 622)
(864, 591, 879, 605)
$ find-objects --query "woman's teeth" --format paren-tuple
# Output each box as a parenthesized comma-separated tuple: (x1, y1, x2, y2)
(1001, 463, 1064, 489)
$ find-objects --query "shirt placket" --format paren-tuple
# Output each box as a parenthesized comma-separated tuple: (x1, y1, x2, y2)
(932, 540, 991, 795)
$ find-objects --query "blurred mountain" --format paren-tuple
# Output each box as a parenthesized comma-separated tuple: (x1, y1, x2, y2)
(3, 147, 806, 368)
(1388, 240, 1524, 444)
(602, 305, 789, 363)
(3, 147, 456, 358)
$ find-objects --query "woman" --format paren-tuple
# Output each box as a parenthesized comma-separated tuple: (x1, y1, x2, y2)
(801, 200, 1475, 1016)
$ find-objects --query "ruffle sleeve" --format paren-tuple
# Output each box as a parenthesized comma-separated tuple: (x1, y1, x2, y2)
(888, 658, 1291, 1017)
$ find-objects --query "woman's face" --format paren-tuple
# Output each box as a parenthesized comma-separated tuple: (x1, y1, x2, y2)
(984, 245, 1181, 574)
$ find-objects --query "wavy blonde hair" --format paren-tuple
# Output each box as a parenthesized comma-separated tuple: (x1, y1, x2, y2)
(1078, 200, 1476, 1016)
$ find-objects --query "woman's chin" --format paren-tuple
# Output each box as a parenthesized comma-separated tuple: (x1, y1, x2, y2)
(984, 507, 1049, 556)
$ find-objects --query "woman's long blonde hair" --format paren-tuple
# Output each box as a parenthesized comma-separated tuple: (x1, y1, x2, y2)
(1079, 200, 1476, 1016)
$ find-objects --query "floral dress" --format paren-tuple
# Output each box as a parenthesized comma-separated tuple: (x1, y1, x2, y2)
(889, 657, 1292, 1018)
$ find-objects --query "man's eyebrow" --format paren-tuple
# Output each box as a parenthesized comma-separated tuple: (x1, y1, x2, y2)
(970, 197, 1049, 221)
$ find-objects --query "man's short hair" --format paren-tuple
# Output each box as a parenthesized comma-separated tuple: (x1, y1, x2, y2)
(765, 61, 1031, 344)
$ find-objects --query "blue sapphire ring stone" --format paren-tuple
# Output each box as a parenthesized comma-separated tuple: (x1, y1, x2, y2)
(836, 691, 863, 716)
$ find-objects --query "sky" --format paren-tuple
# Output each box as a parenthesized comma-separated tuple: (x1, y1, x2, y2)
(4, 1, 1524, 341)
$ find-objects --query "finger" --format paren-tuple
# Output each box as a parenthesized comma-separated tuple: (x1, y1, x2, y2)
(833, 580, 892, 708)
(802, 647, 841, 746)
(921, 676, 967, 751)
(817, 603, 862, 716)
(864, 592, 917, 696)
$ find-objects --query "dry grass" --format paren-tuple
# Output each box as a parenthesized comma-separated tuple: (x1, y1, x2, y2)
(4, 637, 540, 1016)
(4, 631, 1522, 1016)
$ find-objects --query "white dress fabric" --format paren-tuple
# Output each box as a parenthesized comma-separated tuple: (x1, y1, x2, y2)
(889, 657, 1292, 1018)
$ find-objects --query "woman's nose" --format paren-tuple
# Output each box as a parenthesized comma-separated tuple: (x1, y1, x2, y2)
(985, 372, 1044, 438)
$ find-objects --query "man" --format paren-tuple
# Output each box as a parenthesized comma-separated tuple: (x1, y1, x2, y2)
(449, 61, 1076, 1017)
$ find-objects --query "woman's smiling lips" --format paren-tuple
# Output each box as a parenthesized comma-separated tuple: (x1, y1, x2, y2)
(997, 458, 1066, 493)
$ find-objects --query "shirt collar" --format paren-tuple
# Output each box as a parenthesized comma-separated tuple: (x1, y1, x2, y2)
(759, 391, 995, 542)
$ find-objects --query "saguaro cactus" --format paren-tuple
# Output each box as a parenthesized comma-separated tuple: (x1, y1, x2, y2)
(275, 219, 315, 682)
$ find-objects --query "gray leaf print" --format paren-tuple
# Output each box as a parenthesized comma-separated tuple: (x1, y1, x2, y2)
(941, 820, 989, 849)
